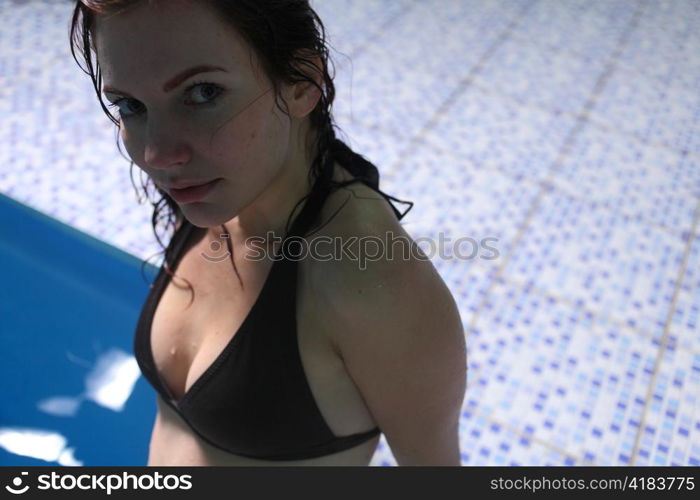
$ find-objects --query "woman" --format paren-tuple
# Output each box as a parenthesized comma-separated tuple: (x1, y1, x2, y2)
(70, 0, 467, 466)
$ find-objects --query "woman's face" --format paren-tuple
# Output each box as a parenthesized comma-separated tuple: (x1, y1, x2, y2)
(94, 0, 317, 234)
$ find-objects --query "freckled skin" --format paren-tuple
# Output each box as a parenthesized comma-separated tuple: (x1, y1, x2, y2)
(94, 0, 323, 244)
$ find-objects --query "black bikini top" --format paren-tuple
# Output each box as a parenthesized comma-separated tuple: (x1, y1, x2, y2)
(132, 138, 413, 460)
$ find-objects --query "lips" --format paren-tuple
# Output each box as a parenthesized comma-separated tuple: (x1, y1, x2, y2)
(167, 178, 221, 204)
(164, 179, 215, 190)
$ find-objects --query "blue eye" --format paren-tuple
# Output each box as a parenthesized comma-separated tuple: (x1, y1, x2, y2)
(107, 80, 225, 119)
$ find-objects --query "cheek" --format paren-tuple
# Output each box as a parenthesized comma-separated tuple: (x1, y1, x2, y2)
(209, 106, 290, 173)
(120, 127, 144, 165)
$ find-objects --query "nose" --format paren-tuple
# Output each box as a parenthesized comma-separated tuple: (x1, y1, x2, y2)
(142, 120, 192, 170)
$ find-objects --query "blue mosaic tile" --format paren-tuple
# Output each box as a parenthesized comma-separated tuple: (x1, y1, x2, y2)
(0, 2, 73, 85)
(510, 0, 636, 62)
(633, 347, 700, 465)
(636, 0, 700, 34)
(548, 124, 697, 234)
(368, 433, 398, 466)
(617, 0, 700, 93)
(473, 37, 608, 115)
(332, 119, 408, 176)
(458, 413, 575, 466)
(310, 0, 416, 64)
(676, 152, 700, 198)
(468, 277, 658, 464)
(380, 140, 541, 266)
(332, 0, 523, 142)
(503, 190, 687, 341)
(667, 235, 700, 353)
(421, 85, 578, 184)
(588, 65, 700, 154)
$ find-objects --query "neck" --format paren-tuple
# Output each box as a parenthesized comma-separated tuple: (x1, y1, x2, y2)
(211, 122, 322, 246)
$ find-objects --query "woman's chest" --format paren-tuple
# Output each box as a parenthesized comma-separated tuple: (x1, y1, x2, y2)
(149, 239, 377, 438)
(150, 252, 268, 402)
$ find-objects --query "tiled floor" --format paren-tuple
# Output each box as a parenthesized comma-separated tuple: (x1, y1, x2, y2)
(0, 0, 698, 466)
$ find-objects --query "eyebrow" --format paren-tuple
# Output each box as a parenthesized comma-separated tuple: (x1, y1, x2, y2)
(102, 64, 227, 96)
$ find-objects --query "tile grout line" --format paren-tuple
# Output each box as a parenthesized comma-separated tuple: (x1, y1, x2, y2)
(465, 406, 595, 466)
(338, 0, 581, 464)
(462, 0, 647, 337)
(416, 135, 697, 239)
(338, 67, 700, 172)
(508, 21, 700, 99)
(465, 271, 700, 369)
(362, 0, 622, 466)
(467, 76, 700, 164)
(385, 0, 539, 174)
(330, 0, 693, 465)
(629, 195, 700, 465)
(453, 0, 650, 464)
(466, 258, 700, 465)
(334, 0, 700, 178)
(345, 0, 422, 63)
(402, 0, 611, 466)
(466, 260, 700, 465)
(329, 0, 421, 124)
(327, 0, 538, 466)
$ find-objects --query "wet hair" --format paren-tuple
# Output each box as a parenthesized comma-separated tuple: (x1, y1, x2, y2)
(69, 0, 357, 307)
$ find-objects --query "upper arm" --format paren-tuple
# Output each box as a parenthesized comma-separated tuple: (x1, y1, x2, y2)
(319, 244, 467, 466)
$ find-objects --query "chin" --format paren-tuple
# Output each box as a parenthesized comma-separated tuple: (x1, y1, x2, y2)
(181, 206, 239, 230)
(180, 210, 223, 229)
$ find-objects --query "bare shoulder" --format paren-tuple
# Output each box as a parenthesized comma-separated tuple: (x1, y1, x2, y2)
(306, 176, 415, 303)
(305, 173, 467, 465)
(308, 175, 463, 351)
